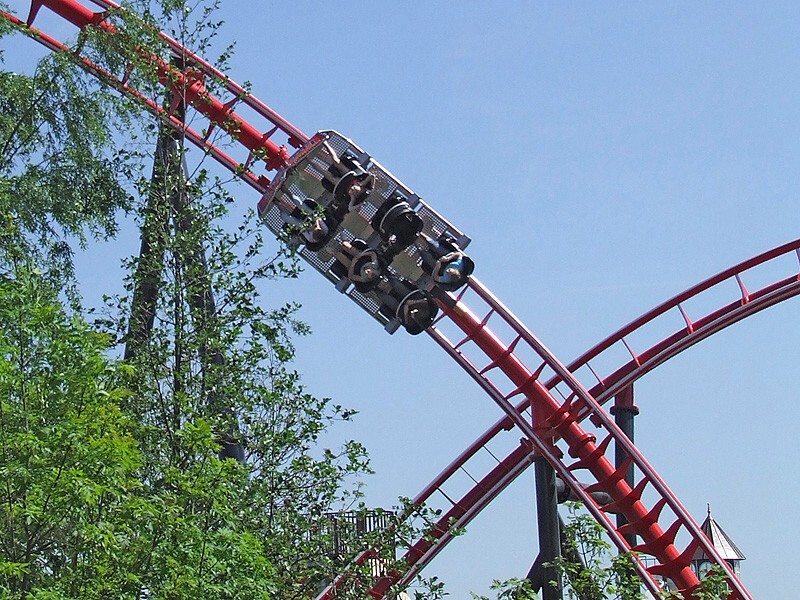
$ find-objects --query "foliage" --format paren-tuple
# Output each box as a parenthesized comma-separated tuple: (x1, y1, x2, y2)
(660, 565, 730, 600)
(470, 578, 540, 600)
(0, 264, 142, 598)
(0, 14, 137, 294)
(552, 505, 644, 600)
(551, 504, 730, 600)
(109, 178, 372, 598)
(1, 0, 378, 598)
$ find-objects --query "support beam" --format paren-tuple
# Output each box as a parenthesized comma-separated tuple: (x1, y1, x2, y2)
(534, 456, 563, 600)
(125, 66, 243, 462)
(124, 129, 178, 360)
(611, 385, 639, 547)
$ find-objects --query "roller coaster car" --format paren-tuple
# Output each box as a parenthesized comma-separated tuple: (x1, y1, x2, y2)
(259, 130, 471, 333)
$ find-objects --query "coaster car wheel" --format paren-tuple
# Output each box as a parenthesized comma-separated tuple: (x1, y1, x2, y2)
(371, 195, 423, 249)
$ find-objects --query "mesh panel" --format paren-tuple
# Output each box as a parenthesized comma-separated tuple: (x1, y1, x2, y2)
(357, 199, 379, 222)
(347, 287, 387, 322)
(370, 168, 398, 201)
(325, 134, 351, 161)
(299, 245, 336, 276)
(263, 205, 285, 237)
(418, 205, 449, 240)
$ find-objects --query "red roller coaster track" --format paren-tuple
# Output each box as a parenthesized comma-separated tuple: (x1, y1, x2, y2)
(6, 2, 787, 598)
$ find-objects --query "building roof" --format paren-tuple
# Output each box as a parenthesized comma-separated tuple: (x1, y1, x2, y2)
(693, 506, 746, 562)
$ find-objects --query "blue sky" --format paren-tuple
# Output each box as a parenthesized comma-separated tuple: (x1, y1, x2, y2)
(5, 1, 800, 597)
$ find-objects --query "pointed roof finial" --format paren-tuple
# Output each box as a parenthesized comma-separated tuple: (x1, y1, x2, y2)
(693, 506, 746, 562)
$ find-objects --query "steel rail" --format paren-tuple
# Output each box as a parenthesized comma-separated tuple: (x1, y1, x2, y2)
(320, 240, 800, 598)
(12, 0, 308, 188)
(4, 11, 273, 192)
(82, 0, 309, 147)
(344, 240, 799, 598)
(384, 284, 747, 598)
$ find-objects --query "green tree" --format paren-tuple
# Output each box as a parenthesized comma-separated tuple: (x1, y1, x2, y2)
(0, 13, 134, 295)
(470, 578, 540, 600)
(1, 1, 376, 597)
(552, 505, 729, 600)
(553, 506, 644, 600)
(0, 262, 141, 598)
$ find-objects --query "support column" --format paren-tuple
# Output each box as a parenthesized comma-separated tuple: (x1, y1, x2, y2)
(124, 129, 178, 360)
(611, 385, 639, 547)
(534, 456, 563, 600)
(125, 64, 243, 462)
